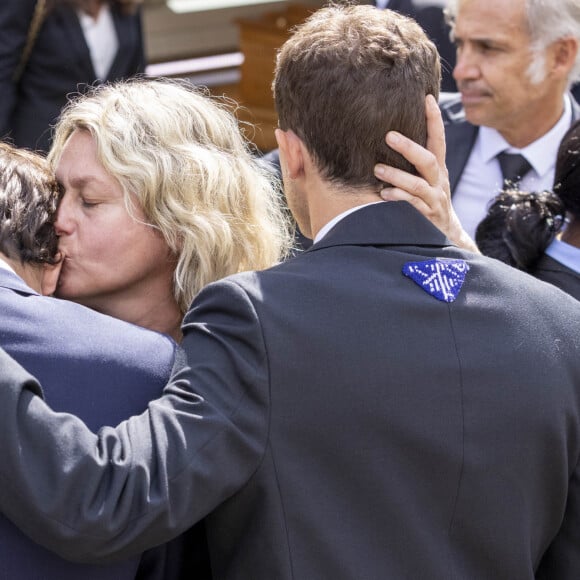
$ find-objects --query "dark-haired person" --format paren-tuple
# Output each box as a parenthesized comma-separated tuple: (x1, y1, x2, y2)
(0, 6, 580, 579)
(475, 119, 580, 300)
(0, 140, 179, 578)
(0, 0, 145, 152)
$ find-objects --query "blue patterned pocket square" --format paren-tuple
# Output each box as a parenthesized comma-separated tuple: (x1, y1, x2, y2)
(402, 258, 470, 303)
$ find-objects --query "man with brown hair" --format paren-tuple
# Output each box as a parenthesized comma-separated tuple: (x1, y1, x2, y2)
(0, 6, 580, 579)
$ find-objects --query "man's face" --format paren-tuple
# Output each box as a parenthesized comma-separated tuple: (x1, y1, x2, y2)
(452, 0, 561, 144)
(53, 130, 175, 315)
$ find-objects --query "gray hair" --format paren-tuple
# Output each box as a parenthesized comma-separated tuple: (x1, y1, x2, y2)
(446, 0, 580, 86)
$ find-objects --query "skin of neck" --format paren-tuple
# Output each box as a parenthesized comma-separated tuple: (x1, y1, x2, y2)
(275, 128, 382, 241)
(498, 93, 565, 149)
(81, 288, 183, 343)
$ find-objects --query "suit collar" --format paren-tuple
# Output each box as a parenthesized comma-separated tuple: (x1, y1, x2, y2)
(571, 92, 580, 121)
(0, 268, 38, 296)
(440, 93, 477, 195)
(307, 201, 450, 253)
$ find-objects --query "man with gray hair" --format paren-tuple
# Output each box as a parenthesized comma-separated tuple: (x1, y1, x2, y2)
(425, 0, 579, 238)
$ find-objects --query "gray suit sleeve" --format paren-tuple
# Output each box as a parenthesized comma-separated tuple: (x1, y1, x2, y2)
(0, 279, 269, 563)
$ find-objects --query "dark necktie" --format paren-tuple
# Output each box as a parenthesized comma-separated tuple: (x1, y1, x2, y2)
(496, 151, 532, 189)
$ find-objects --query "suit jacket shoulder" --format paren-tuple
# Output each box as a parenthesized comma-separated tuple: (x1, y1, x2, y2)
(532, 253, 580, 301)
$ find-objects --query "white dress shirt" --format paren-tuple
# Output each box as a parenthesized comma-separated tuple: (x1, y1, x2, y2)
(0, 257, 16, 274)
(453, 95, 573, 238)
(77, 4, 119, 81)
(545, 238, 580, 274)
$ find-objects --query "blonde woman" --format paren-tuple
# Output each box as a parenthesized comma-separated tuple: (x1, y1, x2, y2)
(49, 77, 293, 340)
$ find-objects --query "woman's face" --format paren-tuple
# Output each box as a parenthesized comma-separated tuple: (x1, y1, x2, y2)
(53, 130, 175, 317)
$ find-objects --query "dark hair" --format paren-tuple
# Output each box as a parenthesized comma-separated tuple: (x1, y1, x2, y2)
(273, 4, 440, 189)
(476, 120, 580, 270)
(0, 143, 62, 265)
(475, 190, 565, 271)
(553, 119, 580, 218)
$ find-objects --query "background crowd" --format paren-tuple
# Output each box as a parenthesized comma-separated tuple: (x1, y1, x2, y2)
(0, 1, 579, 579)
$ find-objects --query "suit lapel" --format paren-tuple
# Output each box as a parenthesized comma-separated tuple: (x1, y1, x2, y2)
(106, 8, 138, 81)
(570, 92, 580, 122)
(445, 120, 478, 196)
(54, 6, 96, 79)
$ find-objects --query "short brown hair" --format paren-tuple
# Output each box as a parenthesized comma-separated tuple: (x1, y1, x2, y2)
(274, 5, 441, 188)
(0, 143, 61, 265)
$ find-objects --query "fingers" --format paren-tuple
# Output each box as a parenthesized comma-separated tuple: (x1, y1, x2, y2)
(379, 186, 435, 218)
(425, 94, 446, 169)
(383, 130, 441, 188)
(375, 163, 438, 207)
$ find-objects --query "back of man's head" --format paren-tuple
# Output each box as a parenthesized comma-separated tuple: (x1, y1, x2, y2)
(273, 5, 440, 189)
(0, 143, 60, 266)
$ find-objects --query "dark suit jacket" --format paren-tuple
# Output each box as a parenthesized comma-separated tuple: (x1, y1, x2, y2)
(415, 4, 457, 92)
(0, 268, 178, 579)
(0, 0, 145, 151)
(532, 253, 580, 301)
(0, 203, 580, 578)
(442, 92, 580, 195)
(375, 0, 417, 18)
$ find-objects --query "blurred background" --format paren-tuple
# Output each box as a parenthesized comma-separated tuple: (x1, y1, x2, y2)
(143, 0, 453, 152)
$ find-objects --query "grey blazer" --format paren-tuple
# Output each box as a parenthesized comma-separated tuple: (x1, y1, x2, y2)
(0, 268, 181, 580)
(0, 203, 580, 579)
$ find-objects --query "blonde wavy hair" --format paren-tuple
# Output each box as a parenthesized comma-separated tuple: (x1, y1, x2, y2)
(48, 78, 293, 312)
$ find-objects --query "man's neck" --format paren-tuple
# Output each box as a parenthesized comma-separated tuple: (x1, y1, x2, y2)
(498, 94, 567, 149)
(307, 179, 382, 241)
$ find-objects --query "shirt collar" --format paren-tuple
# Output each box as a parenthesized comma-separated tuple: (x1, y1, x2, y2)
(478, 94, 572, 180)
(0, 256, 16, 274)
(313, 201, 386, 244)
(544, 238, 580, 274)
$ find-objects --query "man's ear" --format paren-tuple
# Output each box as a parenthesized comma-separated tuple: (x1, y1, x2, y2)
(275, 128, 305, 180)
(549, 36, 578, 77)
